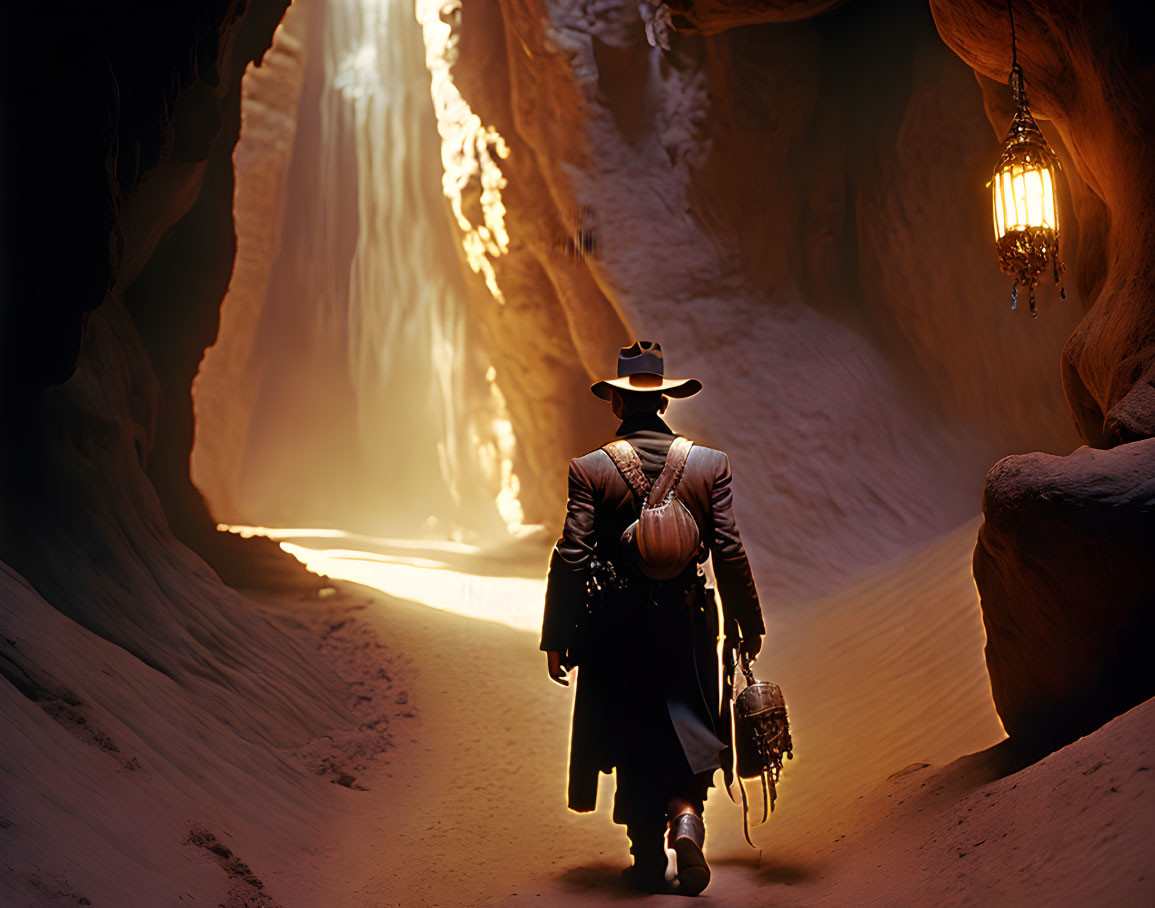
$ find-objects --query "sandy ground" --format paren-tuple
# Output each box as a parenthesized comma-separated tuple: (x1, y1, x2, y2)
(4, 521, 1151, 906)
(275, 521, 1152, 906)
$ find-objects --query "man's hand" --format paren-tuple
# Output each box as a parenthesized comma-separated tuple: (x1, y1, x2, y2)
(741, 634, 763, 661)
(547, 651, 571, 686)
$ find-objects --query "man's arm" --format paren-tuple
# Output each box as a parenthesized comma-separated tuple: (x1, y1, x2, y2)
(709, 452, 765, 653)
(540, 457, 597, 667)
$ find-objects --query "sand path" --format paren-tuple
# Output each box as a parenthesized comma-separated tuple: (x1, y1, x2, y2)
(271, 519, 1033, 905)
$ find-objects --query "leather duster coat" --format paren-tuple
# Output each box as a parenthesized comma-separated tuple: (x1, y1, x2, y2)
(540, 412, 764, 813)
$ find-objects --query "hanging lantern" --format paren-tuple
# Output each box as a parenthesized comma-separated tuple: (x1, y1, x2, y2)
(990, 8, 1066, 317)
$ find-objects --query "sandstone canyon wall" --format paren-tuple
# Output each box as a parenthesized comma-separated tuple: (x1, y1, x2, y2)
(930, 0, 1155, 744)
(1, 0, 1150, 902)
(0, 3, 363, 901)
(191, 0, 315, 531)
(192, 0, 613, 541)
(439, 0, 1083, 604)
(190, 0, 1085, 609)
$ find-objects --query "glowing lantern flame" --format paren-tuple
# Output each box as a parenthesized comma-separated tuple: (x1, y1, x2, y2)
(990, 64, 1066, 317)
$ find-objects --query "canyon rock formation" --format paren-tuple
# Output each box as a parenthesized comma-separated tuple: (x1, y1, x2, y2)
(2, 0, 317, 587)
(193, 0, 1089, 608)
(192, 0, 1090, 602)
(634, 0, 1154, 747)
(1, 2, 360, 900)
(191, 0, 313, 530)
(192, 0, 623, 538)
(975, 440, 1155, 741)
(437, 0, 1081, 606)
(930, 0, 1155, 743)
(1, 0, 1151, 902)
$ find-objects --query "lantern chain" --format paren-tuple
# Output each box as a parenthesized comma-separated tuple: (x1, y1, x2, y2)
(1008, 0, 1017, 71)
(1007, 0, 1024, 105)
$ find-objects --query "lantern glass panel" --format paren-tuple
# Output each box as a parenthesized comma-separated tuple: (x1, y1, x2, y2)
(1026, 168, 1043, 224)
(993, 182, 1004, 239)
(1042, 167, 1057, 230)
(992, 161, 1059, 240)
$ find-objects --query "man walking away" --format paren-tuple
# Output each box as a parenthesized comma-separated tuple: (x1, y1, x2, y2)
(541, 341, 764, 895)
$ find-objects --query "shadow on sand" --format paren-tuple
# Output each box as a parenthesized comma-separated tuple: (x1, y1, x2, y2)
(556, 863, 655, 901)
(713, 853, 819, 885)
(559, 855, 819, 900)
(939, 733, 1064, 795)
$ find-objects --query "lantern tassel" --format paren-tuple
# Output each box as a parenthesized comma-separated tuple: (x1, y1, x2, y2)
(1054, 240, 1068, 300)
(1011, 282, 1018, 310)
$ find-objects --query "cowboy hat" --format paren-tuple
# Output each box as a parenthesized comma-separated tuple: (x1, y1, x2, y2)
(590, 341, 702, 400)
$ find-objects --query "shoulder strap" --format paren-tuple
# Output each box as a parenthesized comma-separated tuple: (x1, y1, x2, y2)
(601, 440, 651, 501)
(646, 437, 694, 508)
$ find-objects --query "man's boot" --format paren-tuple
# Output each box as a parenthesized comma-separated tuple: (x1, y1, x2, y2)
(668, 810, 710, 896)
(623, 823, 669, 893)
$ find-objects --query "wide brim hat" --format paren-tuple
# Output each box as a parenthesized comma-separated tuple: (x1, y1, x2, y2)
(590, 341, 702, 401)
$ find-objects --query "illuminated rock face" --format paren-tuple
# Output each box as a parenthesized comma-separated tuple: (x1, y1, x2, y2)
(441, 0, 1080, 603)
(193, 0, 312, 528)
(192, 0, 607, 538)
(189, 0, 1083, 605)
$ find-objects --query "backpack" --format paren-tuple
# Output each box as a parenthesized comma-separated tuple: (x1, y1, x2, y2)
(602, 436, 702, 580)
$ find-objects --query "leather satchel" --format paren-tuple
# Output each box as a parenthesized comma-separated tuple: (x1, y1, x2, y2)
(728, 647, 793, 847)
(602, 437, 702, 580)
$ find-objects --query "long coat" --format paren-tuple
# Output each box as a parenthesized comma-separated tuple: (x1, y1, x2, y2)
(540, 412, 764, 813)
